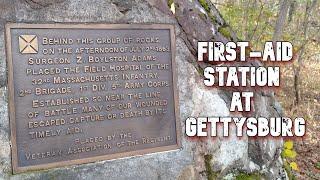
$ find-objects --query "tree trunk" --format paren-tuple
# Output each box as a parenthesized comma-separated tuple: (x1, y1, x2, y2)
(272, 0, 291, 42)
(293, 0, 317, 104)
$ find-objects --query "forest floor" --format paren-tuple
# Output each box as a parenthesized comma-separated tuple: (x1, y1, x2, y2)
(278, 61, 320, 179)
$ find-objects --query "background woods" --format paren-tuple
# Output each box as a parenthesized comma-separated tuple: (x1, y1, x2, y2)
(211, 0, 320, 179)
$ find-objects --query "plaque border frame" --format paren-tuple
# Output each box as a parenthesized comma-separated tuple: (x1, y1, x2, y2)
(5, 23, 181, 174)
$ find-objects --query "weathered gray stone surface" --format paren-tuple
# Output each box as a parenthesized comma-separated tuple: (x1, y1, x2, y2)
(0, 0, 285, 179)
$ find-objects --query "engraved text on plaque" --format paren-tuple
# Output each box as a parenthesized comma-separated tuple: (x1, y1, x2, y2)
(5, 23, 180, 173)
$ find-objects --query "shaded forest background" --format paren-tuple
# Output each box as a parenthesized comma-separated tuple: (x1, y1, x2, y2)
(211, 0, 319, 179)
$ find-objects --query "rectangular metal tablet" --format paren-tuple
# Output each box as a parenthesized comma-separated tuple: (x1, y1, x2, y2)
(5, 23, 180, 173)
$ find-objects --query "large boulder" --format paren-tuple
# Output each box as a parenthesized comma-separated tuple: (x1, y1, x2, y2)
(0, 0, 285, 179)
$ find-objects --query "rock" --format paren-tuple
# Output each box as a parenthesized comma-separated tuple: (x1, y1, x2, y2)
(177, 165, 196, 180)
(0, 0, 286, 179)
(0, 33, 7, 88)
(23, 0, 66, 9)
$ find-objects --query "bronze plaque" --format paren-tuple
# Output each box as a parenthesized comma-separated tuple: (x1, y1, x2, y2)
(5, 23, 180, 173)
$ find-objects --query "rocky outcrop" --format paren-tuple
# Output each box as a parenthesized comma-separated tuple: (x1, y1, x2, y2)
(0, 0, 285, 179)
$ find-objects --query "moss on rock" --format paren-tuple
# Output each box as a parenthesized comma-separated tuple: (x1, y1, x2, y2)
(167, 0, 174, 7)
(204, 154, 218, 180)
(218, 25, 232, 39)
(235, 172, 262, 180)
(199, 0, 210, 12)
